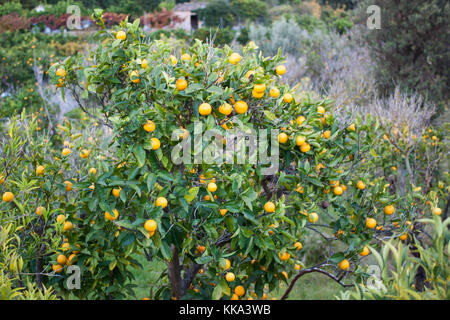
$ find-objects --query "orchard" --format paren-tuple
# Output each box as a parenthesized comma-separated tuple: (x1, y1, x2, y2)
(0, 8, 448, 301)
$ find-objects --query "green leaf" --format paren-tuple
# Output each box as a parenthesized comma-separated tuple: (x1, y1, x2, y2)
(184, 187, 199, 203)
(133, 145, 146, 168)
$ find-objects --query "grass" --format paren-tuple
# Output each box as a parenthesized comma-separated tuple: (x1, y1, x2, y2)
(130, 253, 346, 300)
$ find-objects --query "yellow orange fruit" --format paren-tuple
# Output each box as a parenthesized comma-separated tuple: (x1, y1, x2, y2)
(57, 254, 67, 265)
(234, 285, 245, 297)
(141, 59, 147, 69)
(220, 208, 228, 216)
(333, 186, 343, 195)
(357, 181, 366, 190)
(283, 93, 293, 103)
(296, 135, 306, 146)
(338, 259, 350, 270)
(308, 212, 318, 223)
(269, 87, 280, 98)
(80, 149, 90, 159)
(253, 83, 266, 93)
(64, 181, 73, 192)
(207, 182, 217, 192)
(89, 167, 97, 175)
(234, 101, 248, 114)
(36, 206, 44, 216)
(264, 201, 275, 213)
(112, 187, 121, 198)
(199, 103, 212, 116)
(151, 138, 160, 150)
(294, 242, 302, 250)
(366, 218, 376, 229)
(359, 246, 370, 256)
(278, 251, 291, 261)
(105, 209, 119, 221)
(52, 264, 63, 273)
(3, 192, 14, 202)
(181, 53, 191, 61)
(176, 78, 188, 91)
(143, 120, 156, 132)
(63, 221, 73, 231)
(219, 103, 232, 116)
(278, 132, 288, 144)
(276, 65, 286, 75)
(225, 272, 235, 282)
(323, 130, 331, 139)
(229, 53, 241, 64)
(296, 116, 306, 125)
(116, 30, 126, 40)
(130, 70, 140, 83)
(56, 68, 66, 77)
(36, 165, 45, 175)
(433, 207, 442, 215)
(300, 143, 310, 153)
(384, 205, 395, 215)
(144, 219, 157, 232)
(155, 197, 168, 208)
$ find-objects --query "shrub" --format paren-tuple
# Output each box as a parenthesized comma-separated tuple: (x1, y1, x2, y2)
(339, 216, 450, 300)
(355, 0, 450, 110)
(0, 1, 24, 17)
(197, 0, 236, 28)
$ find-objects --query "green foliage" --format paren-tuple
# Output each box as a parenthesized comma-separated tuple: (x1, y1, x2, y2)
(339, 216, 450, 300)
(230, 0, 268, 22)
(197, 0, 236, 28)
(357, 0, 450, 109)
(0, 1, 24, 16)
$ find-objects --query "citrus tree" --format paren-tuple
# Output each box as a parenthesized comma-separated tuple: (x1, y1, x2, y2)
(39, 11, 440, 300)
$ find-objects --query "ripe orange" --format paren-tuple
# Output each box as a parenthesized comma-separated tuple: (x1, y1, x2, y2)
(338, 259, 350, 270)
(62, 148, 71, 156)
(229, 53, 241, 64)
(181, 53, 191, 61)
(275, 65, 286, 75)
(433, 207, 442, 215)
(169, 55, 177, 65)
(300, 143, 310, 153)
(2, 192, 14, 202)
(308, 212, 318, 223)
(296, 135, 306, 146)
(296, 116, 306, 125)
(176, 78, 188, 91)
(36, 206, 44, 216)
(220, 208, 228, 216)
(253, 83, 266, 93)
(199, 103, 212, 116)
(347, 123, 356, 132)
(219, 103, 232, 116)
(56, 214, 66, 223)
(155, 197, 168, 208)
(294, 264, 301, 271)
(151, 138, 161, 150)
(366, 218, 376, 229)
(144, 219, 157, 232)
(278, 132, 288, 144)
(143, 120, 156, 132)
(112, 187, 121, 198)
(333, 186, 343, 195)
(269, 87, 280, 98)
(278, 251, 290, 261)
(230, 294, 239, 300)
(359, 246, 370, 256)
(57, 254, 67, 265)
(222, 259, 231, 270)
(56, 68, 66, 77)
(323, 130, 331, 139)
(264, 201, 275, 213)
(357, 180, 366, 190)
(80, 149, 90, 159)
(384, 205, 395, 215)
(63, 221, 73, 231)
(116, 30, 126, 40)
(317, 106, 325, 114)
(105, 209, 119, 221)
(234, 285, 245, 297)
(283, 93, 293, 103)
(252, 89, 264, 99)
(294, 242, 302, 250)
(36, 165, 45, 175)
(130, 70, 140, 83)
(64, 181, 73, 192)
(89, 168, 97, 175)
(52, 264, 63, 273)
(225, 272, 235, 282)
(67, 253, 77, 266)
(234, 101, 248, 114)
(399, 233, 408, 241)
(207, 182, 217, 192)
(141, 59, 148, 69)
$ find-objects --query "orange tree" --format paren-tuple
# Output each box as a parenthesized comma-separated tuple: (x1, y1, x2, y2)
(44, 11, 431, 300)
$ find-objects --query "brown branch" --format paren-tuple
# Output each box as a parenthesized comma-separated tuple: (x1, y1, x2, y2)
(281, 266, 353, 300)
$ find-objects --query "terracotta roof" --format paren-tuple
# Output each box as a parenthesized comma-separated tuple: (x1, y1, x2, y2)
(173, 2, 207, 12)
